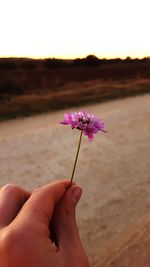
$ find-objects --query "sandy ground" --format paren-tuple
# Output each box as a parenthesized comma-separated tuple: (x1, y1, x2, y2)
(0, 94, 150, 266)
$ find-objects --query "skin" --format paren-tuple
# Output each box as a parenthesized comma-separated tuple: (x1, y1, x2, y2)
(0, 180, 89, 267)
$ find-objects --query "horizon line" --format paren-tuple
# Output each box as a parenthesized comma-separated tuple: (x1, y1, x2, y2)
(0, 54, 150, 60)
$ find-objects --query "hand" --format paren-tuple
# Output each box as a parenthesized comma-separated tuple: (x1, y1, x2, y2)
(0, 181, 89, 267)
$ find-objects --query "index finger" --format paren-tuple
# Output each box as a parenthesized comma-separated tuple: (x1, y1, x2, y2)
(14, 180, 69, 235)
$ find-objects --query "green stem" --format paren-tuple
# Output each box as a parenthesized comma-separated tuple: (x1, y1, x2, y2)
(69, 131, 83, 187)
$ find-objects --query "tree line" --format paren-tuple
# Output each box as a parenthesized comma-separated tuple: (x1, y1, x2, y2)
(0, 55, 150, 70)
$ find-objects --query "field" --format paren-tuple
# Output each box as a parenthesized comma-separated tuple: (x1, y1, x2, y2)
(0, 57, 150, 120)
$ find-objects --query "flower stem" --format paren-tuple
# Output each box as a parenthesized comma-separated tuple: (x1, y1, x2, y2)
(69, 131, 83, 187)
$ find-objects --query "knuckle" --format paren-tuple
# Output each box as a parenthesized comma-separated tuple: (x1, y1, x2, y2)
(32, 187, 42, 195)
(1, 184, 19, 194)
(64, 206, 73, 217)
(60, 204, 75, 221)
(0, 226, 29, 253)
(1, 228, 19, 251)
(0, 227, 29, 263)
(33, 187, 41, 194)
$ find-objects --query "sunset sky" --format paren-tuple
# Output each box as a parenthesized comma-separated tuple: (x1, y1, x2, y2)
(0, 0, 150, 59)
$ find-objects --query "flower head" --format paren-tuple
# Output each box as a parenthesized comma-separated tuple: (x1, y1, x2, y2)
(60, 111, 106, 141)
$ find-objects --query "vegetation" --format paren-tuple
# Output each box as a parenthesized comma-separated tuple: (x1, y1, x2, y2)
(0, 56, 150, 120)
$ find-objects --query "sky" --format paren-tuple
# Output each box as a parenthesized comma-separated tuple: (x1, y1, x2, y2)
(0, 0, 150, 59)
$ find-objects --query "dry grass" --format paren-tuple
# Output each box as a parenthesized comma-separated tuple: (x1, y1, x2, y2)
(0, 77, 150, 120)
(0, 59, 150, 120)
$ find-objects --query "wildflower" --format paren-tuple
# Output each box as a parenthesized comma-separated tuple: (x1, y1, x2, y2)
(60, 111, 106, 186)
(60, 111, 106, 141)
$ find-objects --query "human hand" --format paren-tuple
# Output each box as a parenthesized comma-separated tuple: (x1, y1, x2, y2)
(0, 181, 89, 267)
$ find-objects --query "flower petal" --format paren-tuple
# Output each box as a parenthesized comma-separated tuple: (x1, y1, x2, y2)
(60, 111, 106, 141)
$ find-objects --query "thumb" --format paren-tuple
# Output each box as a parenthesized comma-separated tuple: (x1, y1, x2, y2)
(53, 185, 84, 252)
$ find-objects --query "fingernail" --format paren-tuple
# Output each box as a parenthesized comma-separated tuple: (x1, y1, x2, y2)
(71, 187, 82, 205)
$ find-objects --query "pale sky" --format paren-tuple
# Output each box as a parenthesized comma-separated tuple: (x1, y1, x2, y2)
(0, 0, 150, 59)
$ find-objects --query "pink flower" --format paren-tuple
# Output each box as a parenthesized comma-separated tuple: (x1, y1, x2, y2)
(60, 111, 106, 141)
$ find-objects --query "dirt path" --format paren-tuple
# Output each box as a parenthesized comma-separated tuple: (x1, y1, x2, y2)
(0, 94, 150, 266)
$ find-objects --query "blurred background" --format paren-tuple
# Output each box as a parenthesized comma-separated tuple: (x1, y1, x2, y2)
(0, 0, 150, 266)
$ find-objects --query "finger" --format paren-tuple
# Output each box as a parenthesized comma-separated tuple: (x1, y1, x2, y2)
(53, 185, 82, 255)
(16, 180, 69, 235)
(0, 184, 30, 228)
(52, 185, 89, 266)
